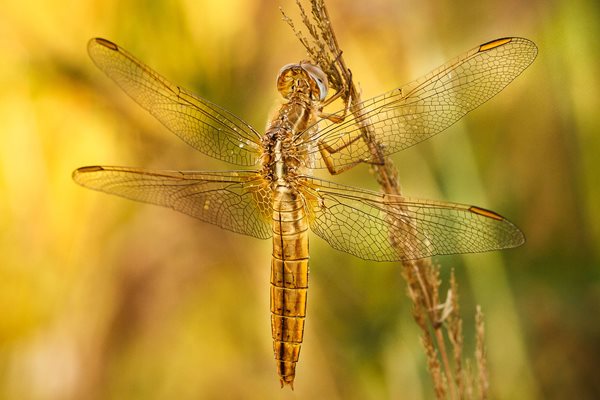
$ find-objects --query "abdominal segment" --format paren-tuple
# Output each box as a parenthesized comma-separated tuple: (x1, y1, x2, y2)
(270, 188, 309, 388)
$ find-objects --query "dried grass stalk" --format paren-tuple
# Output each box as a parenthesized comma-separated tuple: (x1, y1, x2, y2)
(281, 1, 490, 398)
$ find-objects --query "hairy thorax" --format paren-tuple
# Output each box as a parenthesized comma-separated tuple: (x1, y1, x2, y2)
(261, 94, 319, 188)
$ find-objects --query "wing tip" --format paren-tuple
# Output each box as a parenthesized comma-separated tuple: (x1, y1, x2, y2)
(74, 165, 104, 173)
(72, 165, 104, 181)
(468, 205, 503, 221)
(479, 37, 513, 52)
(468, 205, 526, 248)
(89, 37, 119, 51)
(478, 37, 538, 60)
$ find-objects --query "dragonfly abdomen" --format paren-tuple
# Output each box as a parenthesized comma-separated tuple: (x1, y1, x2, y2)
(270, 186, 309, 388)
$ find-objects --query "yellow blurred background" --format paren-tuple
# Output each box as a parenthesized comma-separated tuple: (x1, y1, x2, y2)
(1, 0, 598, 399)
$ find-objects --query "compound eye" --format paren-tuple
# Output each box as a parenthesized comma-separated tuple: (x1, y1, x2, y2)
(301, 63, 328, 101)
(276, 63, 297, 98)
(302, 67, 328, 101)
(313, 75, 328, 101)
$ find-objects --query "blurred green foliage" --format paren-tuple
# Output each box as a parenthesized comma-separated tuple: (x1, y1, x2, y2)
(1, 0, 598, 399)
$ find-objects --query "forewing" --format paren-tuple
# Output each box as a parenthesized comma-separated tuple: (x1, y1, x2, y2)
(73, 166, 272, 239)
(87, 38, 262, 166)
(299, 177, 524, 261)
(306, 37, 538, 169)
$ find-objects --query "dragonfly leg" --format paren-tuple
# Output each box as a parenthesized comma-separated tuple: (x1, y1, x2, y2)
(318, 89, 350, 123)
(318, 133, 380, 175)
(318, 65, 352, 123)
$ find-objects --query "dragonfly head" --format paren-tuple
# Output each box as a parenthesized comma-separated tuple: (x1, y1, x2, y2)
(276, 62, 328, 101)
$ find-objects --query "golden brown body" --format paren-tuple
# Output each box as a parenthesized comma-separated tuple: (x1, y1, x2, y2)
(263, 73, 323, 387)
(74, 37, 534, 390)
(270, 186, 309, 387)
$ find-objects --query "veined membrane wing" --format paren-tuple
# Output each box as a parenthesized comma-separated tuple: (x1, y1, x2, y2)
(73, 166, 272, 239)
(87, 38, 262, 166)
(76, 34, 534, 388)
(299, 176, 525, 261)
(303, 37, 537, 171)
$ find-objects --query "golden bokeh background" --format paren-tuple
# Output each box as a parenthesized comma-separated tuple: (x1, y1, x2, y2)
(1, 0, 598, 398)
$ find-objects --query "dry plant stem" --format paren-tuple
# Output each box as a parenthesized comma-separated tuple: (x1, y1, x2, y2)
(304, 2, 458, 399)
(448, 271, 465, 398)
(476, 306, 489, 399)
(283, 1, 489, 399)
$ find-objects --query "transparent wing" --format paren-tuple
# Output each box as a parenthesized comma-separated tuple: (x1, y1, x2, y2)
(88, 38, 262, 166)
(73, 166, 272, 239)
(302, 37, 537, 170)
(298, 177, 524, 261)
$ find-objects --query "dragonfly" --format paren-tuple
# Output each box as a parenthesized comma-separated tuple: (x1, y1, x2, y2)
(73, 36, 537, 388)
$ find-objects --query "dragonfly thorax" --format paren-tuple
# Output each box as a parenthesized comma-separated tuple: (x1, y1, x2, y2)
(261, 127, 304, 186)
(263, 62, 325, 186)
(276, 62, 328, 101)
